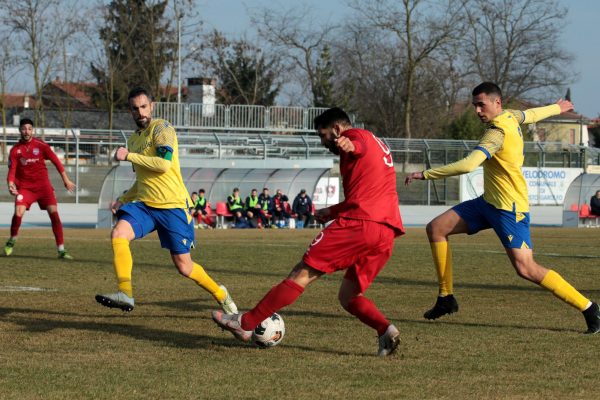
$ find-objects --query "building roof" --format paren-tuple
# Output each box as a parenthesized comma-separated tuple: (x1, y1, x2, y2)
(0, 93, 36, 109)
(47, 79, 95, 107)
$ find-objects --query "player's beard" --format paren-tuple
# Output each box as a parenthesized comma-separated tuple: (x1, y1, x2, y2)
(135, 116, 151, 128)
(324, 139, 340, 155)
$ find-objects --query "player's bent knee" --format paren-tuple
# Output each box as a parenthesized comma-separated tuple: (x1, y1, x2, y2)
(512, 260, 542, 282)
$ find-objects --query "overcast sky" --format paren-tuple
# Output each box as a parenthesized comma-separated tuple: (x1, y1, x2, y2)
(201, 0, 600, 118)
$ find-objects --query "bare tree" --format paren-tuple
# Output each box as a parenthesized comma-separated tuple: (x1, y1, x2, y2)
(163, 0, 203, 103)
(0, 37, 20, 161)
(332, 25, 406, 137)
(1, 0, 83, 136)
(199, 31, 282, 106)
(250, 5, 338, 106)
(461, 0, 572, 101)
(347, 0, 464, 140)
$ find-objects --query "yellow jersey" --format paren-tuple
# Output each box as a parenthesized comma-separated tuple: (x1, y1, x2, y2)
(424, 104, 561, 213)
(120, 119, 191, 209)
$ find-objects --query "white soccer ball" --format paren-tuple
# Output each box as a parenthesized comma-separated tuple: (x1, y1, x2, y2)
(252, 313, 285, 348)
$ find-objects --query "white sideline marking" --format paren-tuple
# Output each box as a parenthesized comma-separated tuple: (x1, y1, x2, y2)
(0, 286, 57, 292)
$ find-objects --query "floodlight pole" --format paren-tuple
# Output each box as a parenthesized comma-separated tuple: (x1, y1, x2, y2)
(177, 12, 182, 104)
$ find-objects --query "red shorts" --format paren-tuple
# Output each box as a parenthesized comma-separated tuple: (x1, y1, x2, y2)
(302, 218, 396, 293)
(15, 187, 57, 210)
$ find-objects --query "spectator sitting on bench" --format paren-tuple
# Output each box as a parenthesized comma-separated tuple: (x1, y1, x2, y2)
(227, 187, 248, 227)
(246, 188, 268, 228)
(191, 189, 213, 229)
(272, 189, 291, 227)
(292, 189, 314, 228)
(258, 187, 273, 228)
(591, 190, 600, 216)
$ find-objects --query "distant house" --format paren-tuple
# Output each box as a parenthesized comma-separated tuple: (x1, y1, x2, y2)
(0, 93, 37, 111)
(42, 79, 95, 110)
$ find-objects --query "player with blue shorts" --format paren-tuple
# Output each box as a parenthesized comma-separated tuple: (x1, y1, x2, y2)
(95, 87, 238, 315)
(405, 82, 599, 334)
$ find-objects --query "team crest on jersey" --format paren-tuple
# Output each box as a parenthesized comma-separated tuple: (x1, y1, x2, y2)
(507, 234, 513, 243)
(33, 148, 40, 155)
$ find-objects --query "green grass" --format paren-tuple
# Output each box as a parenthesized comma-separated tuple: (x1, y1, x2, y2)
(0, 227, 599, 399)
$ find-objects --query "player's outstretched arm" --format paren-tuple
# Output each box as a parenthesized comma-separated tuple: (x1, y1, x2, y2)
(404, 171, 424, 186)
(556, 98, 574, 114)
(522, 99, 573, 124)
(406, 150, 488, 185)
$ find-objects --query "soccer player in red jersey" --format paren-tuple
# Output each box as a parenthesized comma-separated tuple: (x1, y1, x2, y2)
(4, 118, 76, 259)
(212, 107, 406, 356)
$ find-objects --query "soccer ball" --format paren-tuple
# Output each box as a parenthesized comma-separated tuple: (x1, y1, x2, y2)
(252, 313, 285, 348)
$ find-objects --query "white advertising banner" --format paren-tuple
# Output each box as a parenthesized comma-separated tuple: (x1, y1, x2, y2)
(312, 177, 340, 207)
(460, 167, 581, 205)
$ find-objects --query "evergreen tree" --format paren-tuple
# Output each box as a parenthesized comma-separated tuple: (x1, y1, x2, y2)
(312, 45, 335, 107)
(443, 108, 482, 140)
(206, 32, 280, 106)
(91, 0, 175, 111)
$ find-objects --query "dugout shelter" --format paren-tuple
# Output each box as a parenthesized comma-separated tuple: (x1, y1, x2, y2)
(97, 158, 334, 228)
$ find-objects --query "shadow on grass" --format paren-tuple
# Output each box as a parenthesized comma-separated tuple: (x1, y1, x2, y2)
(0, 306, 370, 356)
(391, 316, 583, 334)
(0, 306, 245, 349)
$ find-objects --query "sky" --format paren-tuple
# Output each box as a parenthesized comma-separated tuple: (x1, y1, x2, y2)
(200, 0, 600, 118)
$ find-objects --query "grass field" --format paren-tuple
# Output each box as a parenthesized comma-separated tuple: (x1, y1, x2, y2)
(0, 227, 599, 399)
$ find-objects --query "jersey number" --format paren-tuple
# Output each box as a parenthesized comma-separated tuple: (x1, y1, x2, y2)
(372, 135, 394, 167)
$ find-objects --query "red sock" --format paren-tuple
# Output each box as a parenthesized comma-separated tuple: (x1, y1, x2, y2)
(241, 279, 304, 330)
(10, 215, 22, 237)
(346, 296, 390, 336)
(49, 212, 64, 247)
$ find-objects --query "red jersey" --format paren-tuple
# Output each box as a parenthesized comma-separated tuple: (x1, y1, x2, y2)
(7, 138, 64, 191)
(328, 128, 404, 236)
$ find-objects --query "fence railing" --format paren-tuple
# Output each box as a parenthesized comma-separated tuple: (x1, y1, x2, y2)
(2, 128, 599, 205)
(153, 103, 330, 133)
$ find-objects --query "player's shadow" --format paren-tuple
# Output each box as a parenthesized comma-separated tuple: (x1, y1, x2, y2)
(0, 306, 371, 357)
(392, 316, 582, 334)
(0, 306, 243, 349)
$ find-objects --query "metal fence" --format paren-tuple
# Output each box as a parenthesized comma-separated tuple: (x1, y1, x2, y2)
(153, 103, 331, 133)
(2, 127, 599, 205)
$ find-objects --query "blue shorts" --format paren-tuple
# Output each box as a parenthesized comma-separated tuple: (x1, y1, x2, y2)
(117, 202, 195, 255)
(452, 196, 532, 249)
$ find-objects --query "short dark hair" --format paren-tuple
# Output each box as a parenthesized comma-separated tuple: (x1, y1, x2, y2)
(191, 191, 198, 196)
(19, 118, 34, 127)
(128, 87, 153, 102)
(472, 82, 502, 100)
(314, 107, 351, 130)
(262, 187, 269, 191)
(199, 188, 205, 194)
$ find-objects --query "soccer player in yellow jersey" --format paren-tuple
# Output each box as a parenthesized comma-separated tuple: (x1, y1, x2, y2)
(405, 82, 599, 334)
(95, 87, 238, 314)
